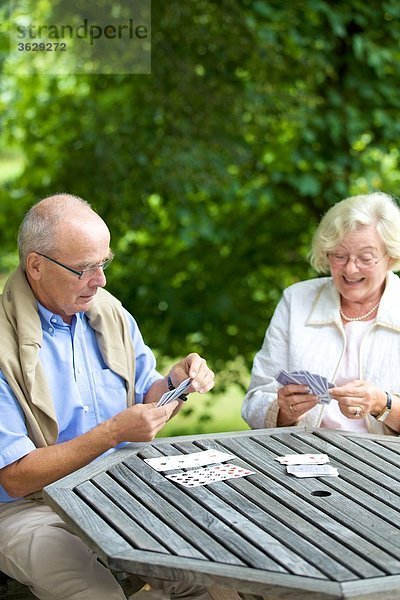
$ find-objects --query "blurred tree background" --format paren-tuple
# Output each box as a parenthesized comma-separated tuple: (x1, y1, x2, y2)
(0, 0, 400, 433)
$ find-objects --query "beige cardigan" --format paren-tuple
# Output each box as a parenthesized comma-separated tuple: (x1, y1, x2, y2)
(0, 267, 135, 447)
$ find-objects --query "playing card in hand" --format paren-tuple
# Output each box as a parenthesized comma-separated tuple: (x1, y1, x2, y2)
(276, 370, 334, 404)
(156, 377, 192, 407)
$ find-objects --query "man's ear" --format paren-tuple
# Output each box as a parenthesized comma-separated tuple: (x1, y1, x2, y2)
(26, 252, 42, 280)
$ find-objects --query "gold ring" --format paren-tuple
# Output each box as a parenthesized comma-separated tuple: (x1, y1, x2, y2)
(289, 404, 295, 413)
(354, 406, 362, 417)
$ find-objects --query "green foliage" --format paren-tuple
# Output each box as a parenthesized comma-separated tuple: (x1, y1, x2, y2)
(1, 0, 400, 385)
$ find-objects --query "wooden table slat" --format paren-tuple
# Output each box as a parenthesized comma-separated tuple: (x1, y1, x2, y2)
(44, 487, 138, 565)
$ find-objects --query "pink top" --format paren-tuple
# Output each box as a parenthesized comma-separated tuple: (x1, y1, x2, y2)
(320, 320, 372, 432)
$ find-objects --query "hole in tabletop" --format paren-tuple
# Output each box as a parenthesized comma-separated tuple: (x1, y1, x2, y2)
(311, 490, 332, 497)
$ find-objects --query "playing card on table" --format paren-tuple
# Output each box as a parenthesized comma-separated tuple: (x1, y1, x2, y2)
(165, 463, 255, 487)
(276, 370, 334, 404)
(144, 449, 236, 472)
(275, 453, 330, 465)
(156, 377, 191, 407)
(286, 464, 339, 478)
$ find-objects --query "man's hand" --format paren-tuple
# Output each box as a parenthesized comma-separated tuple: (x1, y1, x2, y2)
(168, 352, 215, 395)
(108, 400, 179, 446)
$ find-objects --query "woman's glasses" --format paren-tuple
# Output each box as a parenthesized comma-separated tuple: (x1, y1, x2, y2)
(327, 253, 386, 269)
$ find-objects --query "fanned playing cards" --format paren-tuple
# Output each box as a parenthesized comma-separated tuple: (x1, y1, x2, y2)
(276, 369, 334, 404)
(156, 377, 192, 407)
(165, 463, 255, 487)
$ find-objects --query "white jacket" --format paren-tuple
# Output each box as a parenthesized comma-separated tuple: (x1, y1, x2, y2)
(242, 271, 400, 435)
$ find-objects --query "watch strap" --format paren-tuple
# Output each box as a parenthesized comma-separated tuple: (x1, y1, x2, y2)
(375, 391, 392, 422)
(167, 375, 188, 401)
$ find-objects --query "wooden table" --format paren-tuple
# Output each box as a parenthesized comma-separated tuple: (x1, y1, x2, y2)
(43, 427, 400, 599)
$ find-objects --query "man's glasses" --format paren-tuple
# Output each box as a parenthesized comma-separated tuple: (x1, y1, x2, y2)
(36, 252, 114, 280)
(327, 253, 386, 269)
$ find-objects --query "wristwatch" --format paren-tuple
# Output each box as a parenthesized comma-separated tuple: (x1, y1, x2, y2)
(375, 391, 392, 422)
(167, 375, 188, 401)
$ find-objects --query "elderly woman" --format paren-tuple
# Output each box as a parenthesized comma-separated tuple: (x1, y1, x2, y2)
(242, 192, 400, 435)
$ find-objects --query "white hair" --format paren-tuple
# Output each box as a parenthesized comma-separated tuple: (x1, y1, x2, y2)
(18, 193, 94, 269)
(309, 192, 400, 272)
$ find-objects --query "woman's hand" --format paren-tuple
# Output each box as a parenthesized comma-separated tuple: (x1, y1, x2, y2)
(329, 380, 386, 419)
(277, 384, 319, 426)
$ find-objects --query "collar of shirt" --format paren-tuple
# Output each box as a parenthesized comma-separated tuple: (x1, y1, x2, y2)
(36, 302, 78, 336)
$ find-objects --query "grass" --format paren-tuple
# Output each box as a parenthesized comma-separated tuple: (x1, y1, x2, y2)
(157, 379, 250, 438)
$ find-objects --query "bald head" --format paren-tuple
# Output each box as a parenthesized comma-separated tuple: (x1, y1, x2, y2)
(18, 194, 107, 269)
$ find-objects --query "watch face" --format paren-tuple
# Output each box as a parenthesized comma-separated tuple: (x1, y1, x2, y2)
(377, 408, 390, 422)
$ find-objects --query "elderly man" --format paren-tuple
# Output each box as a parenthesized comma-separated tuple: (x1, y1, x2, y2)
(0, 194, 214, 600)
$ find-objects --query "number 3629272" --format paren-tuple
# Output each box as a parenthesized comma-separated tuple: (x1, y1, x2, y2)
(18, 42, 67, 51)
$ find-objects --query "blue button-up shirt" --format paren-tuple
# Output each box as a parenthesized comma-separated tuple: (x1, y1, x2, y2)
(0, 302, 162, 502)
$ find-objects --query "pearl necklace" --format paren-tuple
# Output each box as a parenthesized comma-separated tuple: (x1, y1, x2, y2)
(340, 301, 380, 322)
